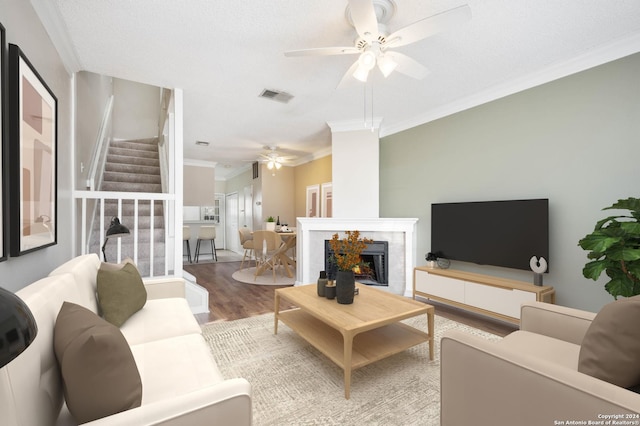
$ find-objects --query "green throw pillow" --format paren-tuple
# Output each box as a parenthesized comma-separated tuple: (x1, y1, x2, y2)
(578, 295, 640, 389)
(97, 260, 147, 327)
(54, 302, 142, 423)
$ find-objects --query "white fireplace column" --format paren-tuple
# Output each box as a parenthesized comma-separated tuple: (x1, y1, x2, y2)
(327, 119, 382, 218)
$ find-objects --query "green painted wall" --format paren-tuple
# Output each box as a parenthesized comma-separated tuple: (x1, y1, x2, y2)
(380, 52, 640, 312)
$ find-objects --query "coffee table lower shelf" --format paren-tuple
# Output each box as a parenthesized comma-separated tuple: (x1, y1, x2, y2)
(277, 308, 429, 373)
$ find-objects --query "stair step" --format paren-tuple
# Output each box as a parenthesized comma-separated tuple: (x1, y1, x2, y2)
(101, 181, 162, 193)
(111, 139, 159, 152)
(103, 171, 161, 185)
(108, 146, 159, 160)
(105, 162, 160, 175)
(106, 154, 160, 168)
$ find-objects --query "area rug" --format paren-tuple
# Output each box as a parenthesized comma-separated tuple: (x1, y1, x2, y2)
(202, 312, 501, 425)
(231, 266, 295, 286)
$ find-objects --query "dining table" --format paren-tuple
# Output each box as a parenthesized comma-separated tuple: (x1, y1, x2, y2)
(254, 231, 297, 278)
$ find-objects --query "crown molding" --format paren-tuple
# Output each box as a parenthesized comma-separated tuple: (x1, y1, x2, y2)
(30, 0, 82, 74)
(380, 33, 640, 138)
(327, 117, 383, 133)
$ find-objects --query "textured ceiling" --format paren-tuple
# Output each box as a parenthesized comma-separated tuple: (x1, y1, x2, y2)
(42, 0, 640, 179)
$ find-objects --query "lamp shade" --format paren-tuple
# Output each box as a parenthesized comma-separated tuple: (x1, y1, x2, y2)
(0, 287, 38, 368)
(106, 217, 130, 238)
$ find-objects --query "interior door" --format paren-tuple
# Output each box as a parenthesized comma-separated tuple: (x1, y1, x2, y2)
(225, 192, 240, 254)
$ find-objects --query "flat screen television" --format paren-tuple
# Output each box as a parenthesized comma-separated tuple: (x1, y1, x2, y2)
(431, 199, 549, 272)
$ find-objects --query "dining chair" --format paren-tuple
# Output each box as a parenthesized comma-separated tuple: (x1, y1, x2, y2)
(238, 227, 255, 270)
(252, 230, 283, 282)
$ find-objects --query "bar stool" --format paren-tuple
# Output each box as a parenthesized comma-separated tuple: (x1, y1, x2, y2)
(183, 226, 192, 263)
(195, 226, 217, 262)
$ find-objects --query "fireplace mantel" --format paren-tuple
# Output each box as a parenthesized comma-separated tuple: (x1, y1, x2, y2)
(295, 217, 419, 297)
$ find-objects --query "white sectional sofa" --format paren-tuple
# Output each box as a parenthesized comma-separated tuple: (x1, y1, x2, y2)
(0, 254, 252, 425)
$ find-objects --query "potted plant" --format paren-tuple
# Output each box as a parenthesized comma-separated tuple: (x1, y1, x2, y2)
(578, 197, 640, 299)
(265, 216, 276, 231)
(329, 230, 372, 304)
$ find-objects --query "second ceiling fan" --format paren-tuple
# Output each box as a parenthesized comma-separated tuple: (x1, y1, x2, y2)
(285, 0, 471, 87)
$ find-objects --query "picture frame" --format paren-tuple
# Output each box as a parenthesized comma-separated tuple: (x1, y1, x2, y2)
(8, 44, 57, 256)
(306, 184, 320, 217)
(0, 23, 6, 262)
(321, 182, 332, 218)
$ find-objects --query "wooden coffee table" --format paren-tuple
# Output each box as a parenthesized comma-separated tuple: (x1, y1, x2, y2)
(274, 283, 434, 399)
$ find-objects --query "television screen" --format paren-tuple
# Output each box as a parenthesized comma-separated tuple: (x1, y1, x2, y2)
(431, 199, 549, 272)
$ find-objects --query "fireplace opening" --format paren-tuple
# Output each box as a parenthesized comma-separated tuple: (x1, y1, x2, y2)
(324, 240, 389, 286)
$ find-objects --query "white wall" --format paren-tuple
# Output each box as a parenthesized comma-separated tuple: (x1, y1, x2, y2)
(0, 0, 74, 291)
(75, 71, 112, 189)
(112, 78, 160, 140)
(380, 52, 640, 313)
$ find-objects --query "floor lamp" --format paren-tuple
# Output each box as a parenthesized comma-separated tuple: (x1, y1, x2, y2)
(101, 217, 130, 262)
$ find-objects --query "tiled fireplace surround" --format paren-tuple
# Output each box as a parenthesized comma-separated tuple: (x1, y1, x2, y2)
(296, 217, 419, 297)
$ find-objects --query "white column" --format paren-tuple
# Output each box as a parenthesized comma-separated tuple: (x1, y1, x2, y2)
(327, 119, 382, 218)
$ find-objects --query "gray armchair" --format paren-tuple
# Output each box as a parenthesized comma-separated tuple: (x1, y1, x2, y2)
(441, 301, 640, 425)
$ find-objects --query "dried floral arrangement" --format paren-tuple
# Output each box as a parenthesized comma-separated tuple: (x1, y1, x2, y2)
(329, 230, 373, 272)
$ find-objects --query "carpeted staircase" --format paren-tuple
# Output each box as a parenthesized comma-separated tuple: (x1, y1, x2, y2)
(90, 138, 166, 276)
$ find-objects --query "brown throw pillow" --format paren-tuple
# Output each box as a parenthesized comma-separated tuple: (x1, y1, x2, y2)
(97, 260, 147, 327)
(578, 295, 640, 389)
(54, 302, 142, 423)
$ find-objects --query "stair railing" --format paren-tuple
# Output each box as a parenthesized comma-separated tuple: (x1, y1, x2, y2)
(158, 88, 172, 193)
(86, 95, 114, 191)
(75, 190, 178, 278)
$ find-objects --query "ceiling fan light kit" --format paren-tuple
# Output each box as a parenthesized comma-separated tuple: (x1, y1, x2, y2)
(284, 0, 471, 85)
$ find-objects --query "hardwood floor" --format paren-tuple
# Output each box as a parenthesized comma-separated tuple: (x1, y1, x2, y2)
(185, 260, 518, 337)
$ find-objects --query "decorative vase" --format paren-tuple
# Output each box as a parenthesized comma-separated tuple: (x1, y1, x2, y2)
(325, 285, 336, 300)
(317, 271, 327, 297)
(336, 270, 355, 304)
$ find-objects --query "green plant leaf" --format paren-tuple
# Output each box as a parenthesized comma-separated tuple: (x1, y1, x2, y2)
(606, 246, 640, 262)
(583, 260, 607, 280)
(604, 198, 640, 214)
(620, 221, 640, 235)
(594, 216, 621, 230)
(604, 275, 637, 299)
(578, 233, 622, 252)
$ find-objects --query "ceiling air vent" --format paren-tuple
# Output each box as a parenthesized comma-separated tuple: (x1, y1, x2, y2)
(259, 88, 294, 104)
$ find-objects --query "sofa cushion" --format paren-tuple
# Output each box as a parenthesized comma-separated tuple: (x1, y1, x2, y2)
(129, 333, 224, 404)
(53, 302, 142, 424)
(97, 260, 147, 327)
(49, 253, 102, 313)
(120, 297, 202, 346)
(578, 295, 640, 388)
(499, 330, 581, 369)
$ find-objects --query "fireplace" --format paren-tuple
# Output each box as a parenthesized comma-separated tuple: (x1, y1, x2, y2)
(324, 240, 389, 286)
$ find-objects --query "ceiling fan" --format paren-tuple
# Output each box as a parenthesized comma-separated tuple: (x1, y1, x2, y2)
(284, 0, 471, 87)
(256, 146, 295, 172)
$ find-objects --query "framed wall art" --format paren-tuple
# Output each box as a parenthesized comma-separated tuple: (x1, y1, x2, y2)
(0, 23, 6, 262)
(8, 44, 57, 256)
(306, 184, 319, 217)
(321, 182, 332, 218)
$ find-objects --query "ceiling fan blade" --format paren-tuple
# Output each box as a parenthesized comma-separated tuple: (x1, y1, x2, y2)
(347, 0, 379, 43)
(336, 59, 362, 89)
(385, 4, 471, 48)
(386, 52, 429, 80)
(284, 46, 360, 57)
